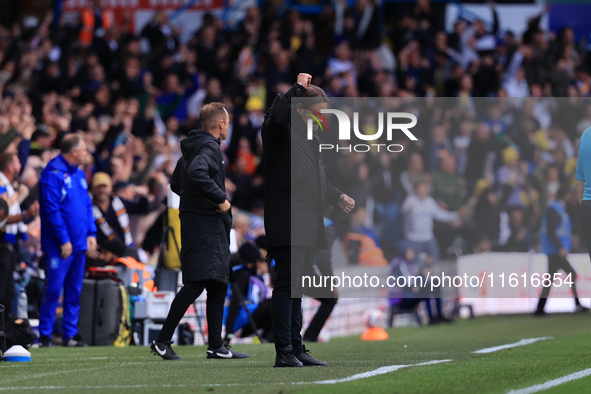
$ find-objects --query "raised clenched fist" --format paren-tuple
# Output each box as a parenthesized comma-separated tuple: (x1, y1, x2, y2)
(297, 73, 312, 88)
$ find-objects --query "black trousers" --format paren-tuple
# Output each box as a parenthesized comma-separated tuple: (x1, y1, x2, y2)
(156, 280, 227, 349)
(270, 245, 315, 353)
(0, 245, 15, 314)
(536, 254, 580, 311)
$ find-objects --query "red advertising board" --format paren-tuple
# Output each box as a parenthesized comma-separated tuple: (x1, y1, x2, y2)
(63, 0, 224, 34)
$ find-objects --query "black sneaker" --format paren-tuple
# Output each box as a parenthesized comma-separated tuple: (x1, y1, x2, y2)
(207, 345, 250, 359)
(533, 309, 546, 316)
(150, 340, 182, 360)
(62, 335, 88, 347)
(39, 336, 54, 348)
(295, 345, 328, 367)
(274, 345, 304, 368)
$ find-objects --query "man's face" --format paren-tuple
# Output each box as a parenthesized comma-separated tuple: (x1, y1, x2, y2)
(8, 157, 21, 182)
(93, 184, 112, 202)
(416, 183, 429, 199)
(72, 139, 88, 166)
(220, 109, 230, 141)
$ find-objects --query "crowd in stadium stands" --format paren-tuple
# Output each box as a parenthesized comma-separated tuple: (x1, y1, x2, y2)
(1, 0, 591, 312)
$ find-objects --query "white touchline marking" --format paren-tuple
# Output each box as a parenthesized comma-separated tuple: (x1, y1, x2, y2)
(472, 337, 553, 354)
(506, 368, 591, 394)
(307, 359, 452, 385)
(0, 360, 453, 390)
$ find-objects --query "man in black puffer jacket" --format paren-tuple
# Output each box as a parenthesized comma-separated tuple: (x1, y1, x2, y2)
(150, 102, 249, 361)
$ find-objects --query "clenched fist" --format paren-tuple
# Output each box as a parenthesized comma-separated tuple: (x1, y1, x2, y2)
(339, 194, 355, 214)
(297, 73, 312, 88)
(217, 199, 231, 214)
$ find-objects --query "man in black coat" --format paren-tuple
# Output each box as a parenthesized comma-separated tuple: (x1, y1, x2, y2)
(262, 73, 355, 367)
(150, 102, 249, 361)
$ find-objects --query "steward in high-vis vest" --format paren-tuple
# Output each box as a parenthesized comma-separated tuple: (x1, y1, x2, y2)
(79, 1, 111, 47)
(99, 239, 154, 292)
(535, 185, 587, 315)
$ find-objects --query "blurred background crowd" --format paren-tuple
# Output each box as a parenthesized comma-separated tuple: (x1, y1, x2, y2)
(1, 0, 591, 312)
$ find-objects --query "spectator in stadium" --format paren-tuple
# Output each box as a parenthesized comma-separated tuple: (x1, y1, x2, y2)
(400, 152, 428, 196)
(91, 172, 151, 256)
(0, 153, 39, 313)
(38, 134, 97, 348)
(401, 181, 460, 262)
(432, 151, 464, 211)
(502, 207, 531, 252)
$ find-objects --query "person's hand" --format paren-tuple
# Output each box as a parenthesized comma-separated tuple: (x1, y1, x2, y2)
(5, 192, 18, 207)
(296, 73, 312, 88)
(17, 184, 29, 200)
(87, 237, 98, 259)
(217, 200, 231, 214)
(559, 247, 568, 259)
(135, 185, 150, 197)
(339, 194, 355, 213)
(61, 241, 73, 259)
(26, 201, 39, 219)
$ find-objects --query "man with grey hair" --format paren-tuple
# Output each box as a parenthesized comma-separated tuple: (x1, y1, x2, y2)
(38, 134, 97, 347)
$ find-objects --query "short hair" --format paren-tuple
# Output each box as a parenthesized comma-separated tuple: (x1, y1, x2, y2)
(303, 84, 328, 106)
(0, 153, 17, 172)
(200, 102, 227, 131)
(61, 134, 83, 154)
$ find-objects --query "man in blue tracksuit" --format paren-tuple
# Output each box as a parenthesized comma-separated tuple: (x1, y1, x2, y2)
(38, 134, 98, 347)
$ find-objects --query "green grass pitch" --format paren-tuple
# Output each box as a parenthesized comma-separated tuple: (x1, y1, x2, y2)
(2, 313, 591, 393)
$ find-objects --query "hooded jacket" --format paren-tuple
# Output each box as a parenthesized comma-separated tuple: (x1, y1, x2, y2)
(39, 154, 97, 255)
(170, 129, 233, 284)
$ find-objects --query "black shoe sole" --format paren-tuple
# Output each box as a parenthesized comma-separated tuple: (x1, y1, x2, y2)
(273, 363, 304, 367)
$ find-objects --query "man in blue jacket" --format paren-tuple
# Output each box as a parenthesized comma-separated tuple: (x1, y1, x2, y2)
(38, 134, 98, 347)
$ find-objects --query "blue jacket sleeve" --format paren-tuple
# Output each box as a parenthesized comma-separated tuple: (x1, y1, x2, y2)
(18, 140, 30, 175)
(40, 172, 70, 246)
(87, 189, 97, 238)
